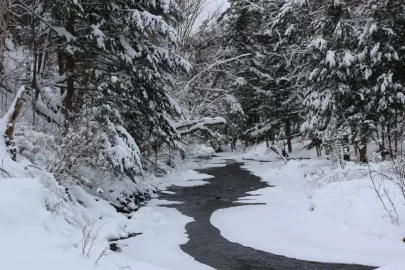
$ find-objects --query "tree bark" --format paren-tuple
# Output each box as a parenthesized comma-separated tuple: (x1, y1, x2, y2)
(0, 0, 8, 84)
(380, 126, 386, 161)
(4, 87, 26, 161)
(31, 16, 38, 126)
(285, 119, 292, 153)
(360, 135, 367, 163)
(387, 122, 393, 158)
(65, 11, 75, 129)
(394, 108, 398, 155)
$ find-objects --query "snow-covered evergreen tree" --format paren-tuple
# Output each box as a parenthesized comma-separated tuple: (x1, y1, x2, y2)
(222, 0, 271, 146)
(57, 0, 192, 178)
(4, 0, 192, 181)
(357, 0, 405, 158)
(257, 0, 309, 152)
(300, 0, 362, 158)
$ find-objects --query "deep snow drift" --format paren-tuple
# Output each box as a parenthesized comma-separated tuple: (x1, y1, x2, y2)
(211, 143, 405, 268)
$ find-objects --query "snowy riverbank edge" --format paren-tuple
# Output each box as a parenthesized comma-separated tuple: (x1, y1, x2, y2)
(0, 154, 223, 270)
(210, 150, 405, 269)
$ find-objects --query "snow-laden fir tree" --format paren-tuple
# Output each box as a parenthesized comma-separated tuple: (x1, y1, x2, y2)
(255, 0, 309, 152)
(356, 0, 405, 159)
(222, 0, 272, 146)
(300, 0, 362, 159)
(55, 0, 192, 178)
(5, 0, 192, 183)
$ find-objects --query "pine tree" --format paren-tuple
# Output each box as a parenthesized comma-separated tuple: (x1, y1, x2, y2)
(223, 0, 270, 146)
(6, 0, 191, 179)
(55, 0, 191, 177)
(357, 0, 405, 158)
(258, 0, 310, 152)
(301, 0, 361, 158)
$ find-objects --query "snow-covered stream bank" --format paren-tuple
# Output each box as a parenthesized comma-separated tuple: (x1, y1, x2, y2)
(156, 160, 372, 270)
(0, 156, 220, 270)
(113, 167, 220, 270)
(209, 149, 405, 269)
(2, 145, 405, 270)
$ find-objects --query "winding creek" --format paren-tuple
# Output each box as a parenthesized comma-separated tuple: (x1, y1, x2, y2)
(161, 160, 375, 270)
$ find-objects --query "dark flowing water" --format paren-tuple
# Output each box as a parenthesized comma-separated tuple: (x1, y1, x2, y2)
(161, 161, 375, 270)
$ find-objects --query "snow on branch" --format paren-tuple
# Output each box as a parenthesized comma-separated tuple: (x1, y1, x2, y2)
(108, 125, 142, 175)
(242, 0, 264, 11)
(182, 53, 252, 94)
(15, 0, 75, 42)
(131, 10, 177, 42)
(175, 117, 226, 135)
(245, 121, 274, 138)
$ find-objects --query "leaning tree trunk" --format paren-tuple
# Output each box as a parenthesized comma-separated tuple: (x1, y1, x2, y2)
(4, 87, 25, 161)
(0, 0, 8, 84)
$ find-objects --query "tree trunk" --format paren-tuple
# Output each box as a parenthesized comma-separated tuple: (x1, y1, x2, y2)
(380, 126, 386, 161)
(4, 87, 26, 161)
(360, 135, 367, 163)
(31, 17, 38, 126)
(285, 119, 292, 153)
(387, 123, 393, 158)
(32, 54, 38, 126)
(0, 0, 8, 84)
(65, 11, 75, 129)
(394, 108, 398, 155)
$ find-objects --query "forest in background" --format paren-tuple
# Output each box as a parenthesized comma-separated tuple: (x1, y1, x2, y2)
(0, 0, 405, 210)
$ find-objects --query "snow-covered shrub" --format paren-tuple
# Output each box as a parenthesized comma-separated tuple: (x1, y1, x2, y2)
(185, 143, 215, 159)
(242, 142, 276, 160)
(17, 129, 58, 168)
(367, 157, 405, 223)
(306, 161, 367, 190)
(16, 116, 156, 213)
(367, 163, 401, 224)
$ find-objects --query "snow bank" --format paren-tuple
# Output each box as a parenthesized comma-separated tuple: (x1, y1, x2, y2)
(0, 134, 215, 270)
(119, 206, 214, 270)
(186, 144, 215, 159)
(242, 143, 277, 161)
(211, 159, 405, 267)
(0, 170, 213, 270)
(241, 140, 319, 162)
(377, 263, 405, 270)
(239, 140, 384, 163)
(112, 165, 216, 270)
(0, 177, 123, 270)
(155, 169, 213, 189)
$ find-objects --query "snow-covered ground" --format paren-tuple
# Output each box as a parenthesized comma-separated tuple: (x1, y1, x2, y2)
(377, 263, 405, 270)
(0, 139, 218, 270)
(118, 204, 213, 270)
(211, 142, 405, 268)
(3, 137, 405, 270)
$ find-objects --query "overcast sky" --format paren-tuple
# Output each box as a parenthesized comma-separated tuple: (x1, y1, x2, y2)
(197, 0, 229, 26)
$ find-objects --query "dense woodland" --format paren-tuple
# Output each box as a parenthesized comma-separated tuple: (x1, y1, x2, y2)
(0, 0, 405, 206)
